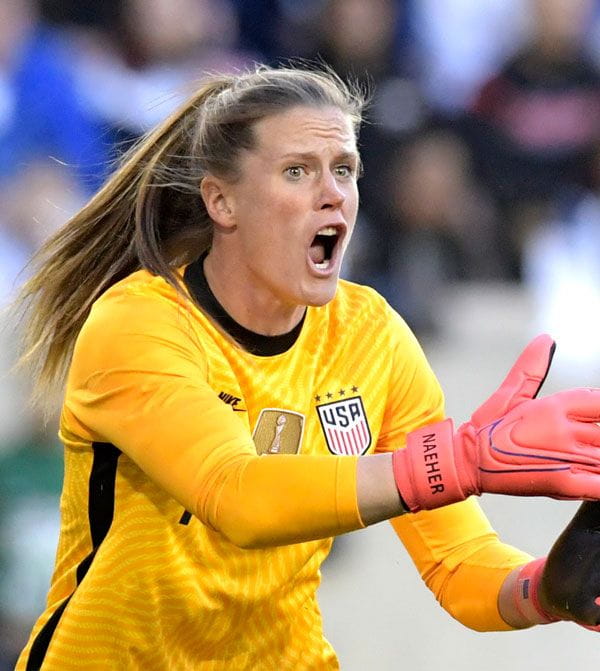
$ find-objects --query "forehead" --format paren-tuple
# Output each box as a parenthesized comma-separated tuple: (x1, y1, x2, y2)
(251, 106, 357, 155)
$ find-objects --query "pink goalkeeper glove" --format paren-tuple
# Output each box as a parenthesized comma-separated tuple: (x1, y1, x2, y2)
(392, 334, 600, 513)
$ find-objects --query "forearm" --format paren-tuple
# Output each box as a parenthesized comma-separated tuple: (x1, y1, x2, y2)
(498, 567, 534, 628)
(201, 453, 365, 547)
(391, 499, 533, 631)
(201, 452, 406, 548)
(428, 539, 532, 631)
(356, 452, 406, 524)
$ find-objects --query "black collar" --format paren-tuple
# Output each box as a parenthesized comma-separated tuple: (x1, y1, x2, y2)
(183, 255, 306, 356)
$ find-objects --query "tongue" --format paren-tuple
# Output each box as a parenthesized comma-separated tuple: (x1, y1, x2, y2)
(309, 242, 325, 264)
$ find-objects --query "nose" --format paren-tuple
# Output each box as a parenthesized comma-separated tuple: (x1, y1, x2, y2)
(317, 171, 345, 210)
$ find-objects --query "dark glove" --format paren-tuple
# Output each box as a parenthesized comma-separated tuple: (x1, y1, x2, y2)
(539, 501, 600, 629)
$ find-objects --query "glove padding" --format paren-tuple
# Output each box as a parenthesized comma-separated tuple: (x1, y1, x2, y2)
(392, 334, 600, 512)
(535, 501, 600, 629)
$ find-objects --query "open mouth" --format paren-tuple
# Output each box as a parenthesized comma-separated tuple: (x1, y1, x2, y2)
(309, 226, 342, 271)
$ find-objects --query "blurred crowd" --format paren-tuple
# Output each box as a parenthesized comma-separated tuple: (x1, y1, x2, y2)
(3, 0, 600, 666)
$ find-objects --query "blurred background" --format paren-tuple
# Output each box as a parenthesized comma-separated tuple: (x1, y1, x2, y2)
(2, 0, 600, 668)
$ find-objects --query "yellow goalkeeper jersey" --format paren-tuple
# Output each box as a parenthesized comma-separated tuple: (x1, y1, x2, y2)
(17, 257, 531, 670)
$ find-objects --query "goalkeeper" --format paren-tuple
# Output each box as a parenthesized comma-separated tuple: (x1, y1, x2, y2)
(13, 64, 600, 670)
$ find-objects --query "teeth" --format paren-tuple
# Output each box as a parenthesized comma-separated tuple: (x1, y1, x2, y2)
(318, 226, 337, 236)
(315, 260, 330, 270)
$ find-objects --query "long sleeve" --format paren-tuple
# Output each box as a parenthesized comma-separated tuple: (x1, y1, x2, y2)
(391, 500, 532, 631)
(63, 278, 364, 548)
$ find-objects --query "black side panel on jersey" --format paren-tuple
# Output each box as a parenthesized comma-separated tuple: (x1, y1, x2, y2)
(25, 442, 121, 671)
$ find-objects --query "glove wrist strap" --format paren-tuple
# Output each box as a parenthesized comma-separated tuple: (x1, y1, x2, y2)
(392, 418, 467, 512)
(513, 558, 558, 625)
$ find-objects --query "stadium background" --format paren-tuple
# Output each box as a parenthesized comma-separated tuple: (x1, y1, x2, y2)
(2, 0, 600, 668)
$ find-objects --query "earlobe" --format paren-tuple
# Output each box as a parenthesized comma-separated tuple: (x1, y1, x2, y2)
(200, 176, 235, 228)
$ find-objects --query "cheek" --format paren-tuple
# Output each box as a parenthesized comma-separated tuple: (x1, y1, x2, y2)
(262, 193, 308, 239)
(345, 188, 359, 224)
(239, 180, 301, 224)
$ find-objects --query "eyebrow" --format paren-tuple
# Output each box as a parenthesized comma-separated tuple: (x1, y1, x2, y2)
(279, 151, 360, 163)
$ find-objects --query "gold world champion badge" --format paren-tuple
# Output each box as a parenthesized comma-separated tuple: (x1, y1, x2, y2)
(252, 409, 305, 455)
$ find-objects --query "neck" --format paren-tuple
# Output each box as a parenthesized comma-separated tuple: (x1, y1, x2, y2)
(203, 251, 306, 336)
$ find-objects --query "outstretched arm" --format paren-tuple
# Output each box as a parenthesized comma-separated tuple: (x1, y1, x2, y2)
(70, 287, 600, 548)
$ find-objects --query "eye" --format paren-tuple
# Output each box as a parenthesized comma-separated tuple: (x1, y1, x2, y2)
(334, 164, 355, 178)
(285, 166, 305, 179)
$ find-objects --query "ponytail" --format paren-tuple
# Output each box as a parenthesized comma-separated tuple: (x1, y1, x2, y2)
(13, 78, 230, 410)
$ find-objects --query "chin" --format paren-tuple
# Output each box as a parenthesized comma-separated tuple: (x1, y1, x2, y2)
(302, 282, 339, 307)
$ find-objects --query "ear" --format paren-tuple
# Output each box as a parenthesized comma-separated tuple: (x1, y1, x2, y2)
(200, 175, 235, 229)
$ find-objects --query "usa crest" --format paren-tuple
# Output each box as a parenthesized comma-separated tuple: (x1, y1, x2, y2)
(316, 396, 371, 456)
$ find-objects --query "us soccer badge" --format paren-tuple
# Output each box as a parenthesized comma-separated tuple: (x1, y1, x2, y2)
(252, 409, 305, 455)
(316, 396, 371, 455)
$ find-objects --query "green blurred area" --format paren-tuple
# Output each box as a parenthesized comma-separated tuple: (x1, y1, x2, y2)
(0, 434, 63, 668)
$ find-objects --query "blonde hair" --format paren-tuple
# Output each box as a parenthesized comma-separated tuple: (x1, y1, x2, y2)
(13, 64, 366, 409)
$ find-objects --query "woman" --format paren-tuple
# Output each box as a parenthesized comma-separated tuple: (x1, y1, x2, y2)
(14, 65, 600, 670)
